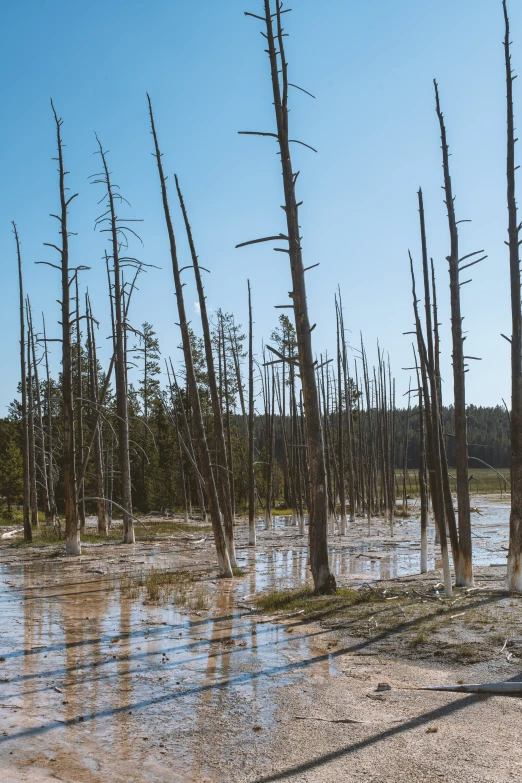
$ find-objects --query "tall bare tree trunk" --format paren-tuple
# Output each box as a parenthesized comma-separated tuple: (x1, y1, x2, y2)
(173, 175, 237, 567)
(415, 352, 429, 573)
(336, 307, 347, 534)
(148, 98, 231, 577)
(409, 252, 452, 596)
(239, 3, 335, 592)
(26, 306, 38, 529)
(248, 281, 256, 545)
(95, 139, 134, 544)
(74, 276, 86, 531)
(503, 1, 522, 591)
(86, 295, 107, 535)
(49, 103, 79, 555)
(14, 225, 32, 543)
(28, 304, 52, 526)
(42, 315, 58, 527)
(434, 82, 473, 587)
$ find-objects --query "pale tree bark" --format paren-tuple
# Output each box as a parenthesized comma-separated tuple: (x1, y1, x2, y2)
(338, 292, 356, 521)
(419, 191, 461, 564)
(26, 304, 38, 529)
(409, 251, 452, 596)
(94, 137, 134, 544)
(239, 1, 335, 592)
(148, 97, 232, 577)
(86, 294, 107, 535)
(74, 276, 86, 531)
(14, 224, 32, 543)
(28, 304, 52, 526)
(174, 173, 237, 566)
(434, 82, 474, 587)
(336, 307, 347, 534)
(503, 0, 522, 591)
(165, 362, 190, 525)
(48, 102, 79, 555)
(248, 281, 256, 545)
(414, 349, 429, 573)
(42, 315, 58, 527)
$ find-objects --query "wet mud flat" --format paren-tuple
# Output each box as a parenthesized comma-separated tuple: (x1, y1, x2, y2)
(0, 500, 520, 782)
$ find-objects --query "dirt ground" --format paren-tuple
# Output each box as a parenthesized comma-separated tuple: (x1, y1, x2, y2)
(0, 502, 520, 782)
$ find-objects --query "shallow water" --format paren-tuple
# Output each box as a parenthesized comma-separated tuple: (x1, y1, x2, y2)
(0, 499, 510, 781)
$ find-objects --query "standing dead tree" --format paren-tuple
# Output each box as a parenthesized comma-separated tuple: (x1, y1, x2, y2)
(41, 102, 79, 554)
(248, 281, 256, 545)
(174, 174, 238, 567)
(408, 251, 452, 596)
(14, 224, 32, 543)
(28, 303, 52, 526)
(74, 275, 86, 531)
(148, 96, 232, 577)
(26, 300, 38, 529)
(434, 82, 483, 587)
(86, 294, 107, 535)
(239, 1, 335, 593)
(337, 291, 356, 522)
(42, 314, 58, 526)
(92, 136, 137, 544)
(503, 0, 522, 591)
(413, 347, 429, 573)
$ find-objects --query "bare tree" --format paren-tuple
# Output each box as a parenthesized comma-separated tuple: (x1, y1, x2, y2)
(239, 1, 335, 592)
(434, 82, 474, 587)
(14, 224, 32, 543)
(503, 0, 522, 591)
(92, 137, 135, 544)
(86, 294, 107, 534)
(248, 281, 256, 545)
(45, 102, 79, 554)
(174, 174, 238, 567)
(26, 301, 38, 528)
(148, 96, 232, 577)
(28, 303, 52, 526)
(42, 314, 58, 526)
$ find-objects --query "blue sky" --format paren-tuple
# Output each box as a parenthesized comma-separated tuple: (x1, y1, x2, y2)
(1, 0, 521, 412)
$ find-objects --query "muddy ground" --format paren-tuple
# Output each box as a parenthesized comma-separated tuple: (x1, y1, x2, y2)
(0, 500, 521, 782)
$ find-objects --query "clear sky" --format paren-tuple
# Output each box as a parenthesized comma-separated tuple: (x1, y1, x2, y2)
(1, 0, 521, 412)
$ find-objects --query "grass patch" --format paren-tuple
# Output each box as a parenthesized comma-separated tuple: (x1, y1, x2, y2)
(255, 584, 389, 615)
(122, 567, 196, 604)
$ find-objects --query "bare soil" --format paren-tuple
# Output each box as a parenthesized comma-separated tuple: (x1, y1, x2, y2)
(0, 502, 520, 782)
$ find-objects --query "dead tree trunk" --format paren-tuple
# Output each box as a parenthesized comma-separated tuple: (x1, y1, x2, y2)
(434, 82, 473, 587)
(94, 138, 134, 544)
(173, 175, 237, 567)
(418, 190, 461, 561)
(49, 102, 79, 554)
(222, 320, 236, 524)
(165, 362, 190, 524)
(336, 304, 347, 534)
(503, 0, 522, 591)
(42, 315, 58, 527)
(409, 251, 452, 596)
(74, 276, 86, 531)
(26, 304, 39, 529)
(248, 281, 256, 545)
(86, 294, 107, 535)
(338, 292, 356, 521)
(28, 304, 52, 526)
(14, 224, 32, 543)
(415, 350, 429, 573)
(148, 98, 231, 577)
(238, 2, 335, 593)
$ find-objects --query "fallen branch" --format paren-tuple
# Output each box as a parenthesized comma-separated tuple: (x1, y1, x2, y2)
(419, 682, 522, 694)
